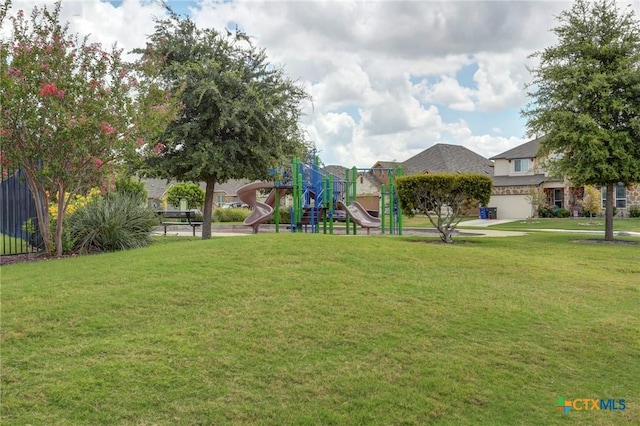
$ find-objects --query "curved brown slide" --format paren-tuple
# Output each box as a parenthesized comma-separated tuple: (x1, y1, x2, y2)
(237, 181, 289, 232)
(336, 200, 381, 230)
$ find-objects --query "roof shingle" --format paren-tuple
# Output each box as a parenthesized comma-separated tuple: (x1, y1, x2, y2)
(401, 143, 494, 176)
(490, 136, 545, 160)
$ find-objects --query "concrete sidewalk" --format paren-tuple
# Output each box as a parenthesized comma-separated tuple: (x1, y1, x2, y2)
(153, 226, 528, 238)
(534, 228, 640, 237)
(152, 230, 251, 237)
(460, 219, 520, 227)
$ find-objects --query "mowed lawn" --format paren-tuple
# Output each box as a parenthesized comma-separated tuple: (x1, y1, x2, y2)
(1, 233, 639, 425)
(486, 217, 640, 233)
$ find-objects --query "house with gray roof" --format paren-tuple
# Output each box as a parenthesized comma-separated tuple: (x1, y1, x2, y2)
(487, 136, 550, 219)
(144, 178, 249, 210)
(488, 135, 640, 218)
(372, 144, 493, 182)
(401, 143, 494, 176)
(367, 144, 494, 216)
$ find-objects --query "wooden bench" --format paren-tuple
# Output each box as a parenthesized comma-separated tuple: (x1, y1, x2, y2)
(156, 211, 202, 236)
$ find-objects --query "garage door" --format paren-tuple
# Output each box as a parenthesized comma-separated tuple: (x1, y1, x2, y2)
(488, 195, 531, 219)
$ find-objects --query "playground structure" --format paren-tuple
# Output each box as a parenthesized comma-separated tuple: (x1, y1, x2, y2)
(237, 157, 403, 235)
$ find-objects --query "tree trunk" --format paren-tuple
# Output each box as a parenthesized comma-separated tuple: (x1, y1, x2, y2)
(604, 182, 614, 242)
(439, 228, 453, 243)
(22, 165, 53, 254)
(55, 191, 66, 257)
(202, 178, 216, 239)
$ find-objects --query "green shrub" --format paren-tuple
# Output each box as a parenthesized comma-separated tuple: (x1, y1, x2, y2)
(629, 205, 640, 218)
(213, 208, 250, 222)
(396, 173, 492, 243)
(554, 207, 571, 218)
(115, 176, 148, 204)
(264, 209, 291, 225)
(165, 182, 205, 209)
(538, 205, 555, 218)
(67, 193, 159, 253)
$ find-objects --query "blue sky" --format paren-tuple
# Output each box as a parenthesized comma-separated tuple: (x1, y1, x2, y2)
(9, 0, 638, 167)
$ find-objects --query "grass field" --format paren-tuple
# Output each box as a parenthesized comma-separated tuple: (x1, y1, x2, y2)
(2, 233, 639, 424)
(403, 216, 640, 233)
(0, 233, 32, 255)
(486, 217, 640, 232)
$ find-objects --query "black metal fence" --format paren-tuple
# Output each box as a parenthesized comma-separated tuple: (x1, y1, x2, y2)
(0, 166, 44, 255)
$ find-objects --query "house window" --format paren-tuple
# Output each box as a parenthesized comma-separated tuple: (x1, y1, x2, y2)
(217, 195, 224, 207)
(601, 184, 627, 209)
(554, 189, 563, 208)
(514, 159, 529, 173)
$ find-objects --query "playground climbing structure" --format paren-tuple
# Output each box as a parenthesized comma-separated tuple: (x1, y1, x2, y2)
(237, 156, 403, 235)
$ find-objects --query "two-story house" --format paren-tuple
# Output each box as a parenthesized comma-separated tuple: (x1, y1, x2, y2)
(489, 136, 640, 218)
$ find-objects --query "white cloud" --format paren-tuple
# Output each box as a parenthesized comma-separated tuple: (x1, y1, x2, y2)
(417, 75, 475, 111)
(473, 50, 532, 112)
(6, 0, 583, 168)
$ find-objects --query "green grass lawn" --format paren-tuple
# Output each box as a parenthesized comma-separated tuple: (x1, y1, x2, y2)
(0, 233, 31, 255)
(2, 233, 639, 424)
(486, 217, 640, 233)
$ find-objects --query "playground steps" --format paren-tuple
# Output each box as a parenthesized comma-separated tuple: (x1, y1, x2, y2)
(298, 207, 326, 225)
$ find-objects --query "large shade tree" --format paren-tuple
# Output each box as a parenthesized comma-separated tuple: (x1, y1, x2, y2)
(522, 0, 640, 241)
(138, 8, 311, 239)
(0, 0, 180, 255)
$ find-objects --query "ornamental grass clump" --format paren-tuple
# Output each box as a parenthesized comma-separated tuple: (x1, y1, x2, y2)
(67, 193, 158, 253)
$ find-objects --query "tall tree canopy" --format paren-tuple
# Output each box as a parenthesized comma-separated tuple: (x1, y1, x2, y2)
(522, 0, 640, 241)
(0, 0, 179, 255)
(139, 9, 311, 239)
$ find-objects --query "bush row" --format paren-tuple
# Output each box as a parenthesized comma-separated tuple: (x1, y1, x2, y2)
(263, 209, 291, 225)
(538, 206, 571, 218)
(538, 205, 640, 218)
(213, 208, 250, 222)
(212, 208, 291, 224)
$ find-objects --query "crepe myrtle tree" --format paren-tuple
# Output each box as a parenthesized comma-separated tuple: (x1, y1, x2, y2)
(396, 173, 492, 243)
(522, 0, 640, 241)
(138, 7, 311, 239)
(580, 185, 602, 222)
(0, 1, 180, 256)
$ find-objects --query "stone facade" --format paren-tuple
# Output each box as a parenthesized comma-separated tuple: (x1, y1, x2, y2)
(492, 185, 534, 196)
(492, 183, 640, 216)
(627, 184, 640, 208)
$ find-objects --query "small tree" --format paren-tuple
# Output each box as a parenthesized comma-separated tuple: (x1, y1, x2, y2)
(580, 185, 602, 222)
(0, 1, 180, 255)
(164, 182, 205, 210)
(525, 185, 547, 219)
(396, 173, 493, 243)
